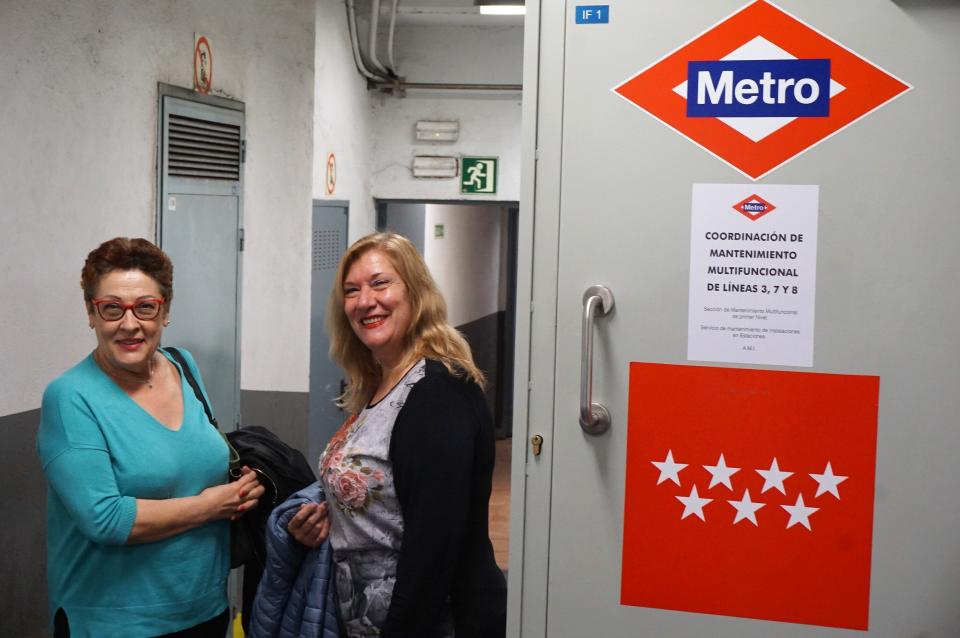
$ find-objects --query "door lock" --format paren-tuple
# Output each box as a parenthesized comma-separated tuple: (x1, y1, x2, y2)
(530, 434, 544, 457)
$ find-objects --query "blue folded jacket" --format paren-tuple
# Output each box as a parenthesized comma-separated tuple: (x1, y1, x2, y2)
(247, 482, 340, 638)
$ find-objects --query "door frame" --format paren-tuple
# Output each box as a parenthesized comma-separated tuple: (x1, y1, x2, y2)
(376, 197, 520, 438)
(507, 0, 556, 635)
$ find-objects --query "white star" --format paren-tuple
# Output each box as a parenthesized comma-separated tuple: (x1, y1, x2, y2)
(756, 457, 793, 494)
(727, 488, 765, 526)
(651, 450, 687, 486)
(810, 462, 848, 499)
(676, 485, 712, 521)
(703, 453, 740, 490)
(781, 494, 819, 531)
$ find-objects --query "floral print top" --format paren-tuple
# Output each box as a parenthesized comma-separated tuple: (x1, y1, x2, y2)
(319, 359, 452, 637)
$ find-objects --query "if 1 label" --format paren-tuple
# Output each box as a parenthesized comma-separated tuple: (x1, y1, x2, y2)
(576, 5, 609, 24)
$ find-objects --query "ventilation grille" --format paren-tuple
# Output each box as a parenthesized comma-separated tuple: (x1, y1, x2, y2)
(313, 230, 342, 271)
(168, 113, 241, 181)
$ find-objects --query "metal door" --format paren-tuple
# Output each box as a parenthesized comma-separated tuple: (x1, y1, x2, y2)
(159, 93, 244, 429)
(309, 202, 348, 464)
(520, 1, 960, 636)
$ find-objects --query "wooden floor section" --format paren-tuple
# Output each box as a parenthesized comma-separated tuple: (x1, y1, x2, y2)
(489, 437, 511, 570)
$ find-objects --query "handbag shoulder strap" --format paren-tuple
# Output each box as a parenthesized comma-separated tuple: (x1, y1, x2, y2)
(163, 347, 219, 428)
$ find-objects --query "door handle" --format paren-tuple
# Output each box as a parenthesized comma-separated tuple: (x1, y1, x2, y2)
(580, 285, 614, 435)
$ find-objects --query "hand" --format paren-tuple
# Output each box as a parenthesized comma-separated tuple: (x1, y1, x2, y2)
(200, 466, 266, 522)
(230, 467, 267, 520)
(287, 502, 330, 548)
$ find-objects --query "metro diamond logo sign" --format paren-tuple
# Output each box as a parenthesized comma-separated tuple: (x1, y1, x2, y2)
(622, 363, 880, 630)
(613, 1, 911, 180)
(733, 194, 776, 221)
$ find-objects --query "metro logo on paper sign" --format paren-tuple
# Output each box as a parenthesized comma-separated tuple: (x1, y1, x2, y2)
(733, 194, 776, 221)
(621, 363, 880, 630)
(613, 1, 911, 180)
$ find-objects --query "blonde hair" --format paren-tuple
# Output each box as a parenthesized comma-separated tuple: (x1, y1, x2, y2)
(327, 232, 485, 414)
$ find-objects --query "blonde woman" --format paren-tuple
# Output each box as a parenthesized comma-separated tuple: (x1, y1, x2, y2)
(288, 233, 507, 637)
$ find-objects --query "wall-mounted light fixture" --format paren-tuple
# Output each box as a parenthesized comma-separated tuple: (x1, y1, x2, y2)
(412, 155, 459, 179)
(415, 120, 460, 143)
(475, 0, 526, 16)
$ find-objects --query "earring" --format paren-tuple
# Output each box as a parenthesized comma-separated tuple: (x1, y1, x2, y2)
(164, 320, 171, 326)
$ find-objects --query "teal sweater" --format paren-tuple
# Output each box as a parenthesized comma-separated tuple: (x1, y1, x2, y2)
(36, 349, 230, 637)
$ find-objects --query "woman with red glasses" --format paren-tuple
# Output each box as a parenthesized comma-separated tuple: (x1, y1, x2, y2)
(36, 237, 264, 637)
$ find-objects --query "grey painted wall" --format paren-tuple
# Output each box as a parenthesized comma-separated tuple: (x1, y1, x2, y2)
(380, 202, 427, 255)
(241, 390, 314, 471)
(1, 408, 48, 638)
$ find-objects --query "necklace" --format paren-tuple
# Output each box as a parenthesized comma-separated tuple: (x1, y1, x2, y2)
(94, 350, 157, 389)
(371, 358, 418, 404)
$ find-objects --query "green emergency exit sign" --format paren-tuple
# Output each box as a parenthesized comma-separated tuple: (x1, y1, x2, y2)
(460, 156, 498, 194)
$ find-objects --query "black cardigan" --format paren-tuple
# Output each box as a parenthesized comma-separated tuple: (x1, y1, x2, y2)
(383, 359, 507, 638)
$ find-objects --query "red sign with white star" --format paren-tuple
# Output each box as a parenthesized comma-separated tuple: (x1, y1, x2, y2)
(612, 1, 911, 180)
(621, 362, 880, 630)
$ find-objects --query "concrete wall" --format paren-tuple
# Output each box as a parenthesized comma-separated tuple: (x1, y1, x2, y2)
(0, 0, 316, 410)
(0, 1, 316, 633)
(313, 0, 377, 242)
(238, 2, 316, 394)
(370, 23, 523, 201)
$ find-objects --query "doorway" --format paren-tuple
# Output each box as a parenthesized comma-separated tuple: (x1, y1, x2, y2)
(378, 199, 519, 570)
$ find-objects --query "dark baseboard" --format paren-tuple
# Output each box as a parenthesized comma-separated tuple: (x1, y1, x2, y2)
(1, 407, 50, 638)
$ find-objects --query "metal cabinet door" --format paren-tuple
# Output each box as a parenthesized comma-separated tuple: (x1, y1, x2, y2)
(160, 95, 243, 429)
(309, 202, 348, 464)
(525, 1, 960, 636)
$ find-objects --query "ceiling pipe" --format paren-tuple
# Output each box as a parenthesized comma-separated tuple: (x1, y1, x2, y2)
(372, 81, 523, 93)
(367, 0, 397, 78)
(345, 0, 391, 81)
(387, 0, 399, 71)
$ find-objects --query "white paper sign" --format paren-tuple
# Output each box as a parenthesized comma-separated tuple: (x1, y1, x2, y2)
(688, 183, 819, 367)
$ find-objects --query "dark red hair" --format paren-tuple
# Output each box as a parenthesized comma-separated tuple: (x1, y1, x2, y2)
(81, 237, 174, 307)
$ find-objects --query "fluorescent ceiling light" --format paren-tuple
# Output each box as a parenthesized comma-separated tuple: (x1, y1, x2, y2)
(412, 155, 459, 179)
(415, 120, 460, 143)
(479, 5, 525, 15)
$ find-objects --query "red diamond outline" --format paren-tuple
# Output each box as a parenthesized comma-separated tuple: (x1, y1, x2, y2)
(733, 194, 776, 221)
(612, 0, 912, 180)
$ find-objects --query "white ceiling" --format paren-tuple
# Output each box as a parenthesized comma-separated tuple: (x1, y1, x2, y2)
(354, 0, 525, 27)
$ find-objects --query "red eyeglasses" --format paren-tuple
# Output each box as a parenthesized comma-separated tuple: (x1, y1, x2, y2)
(90, 298, 165, 321)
